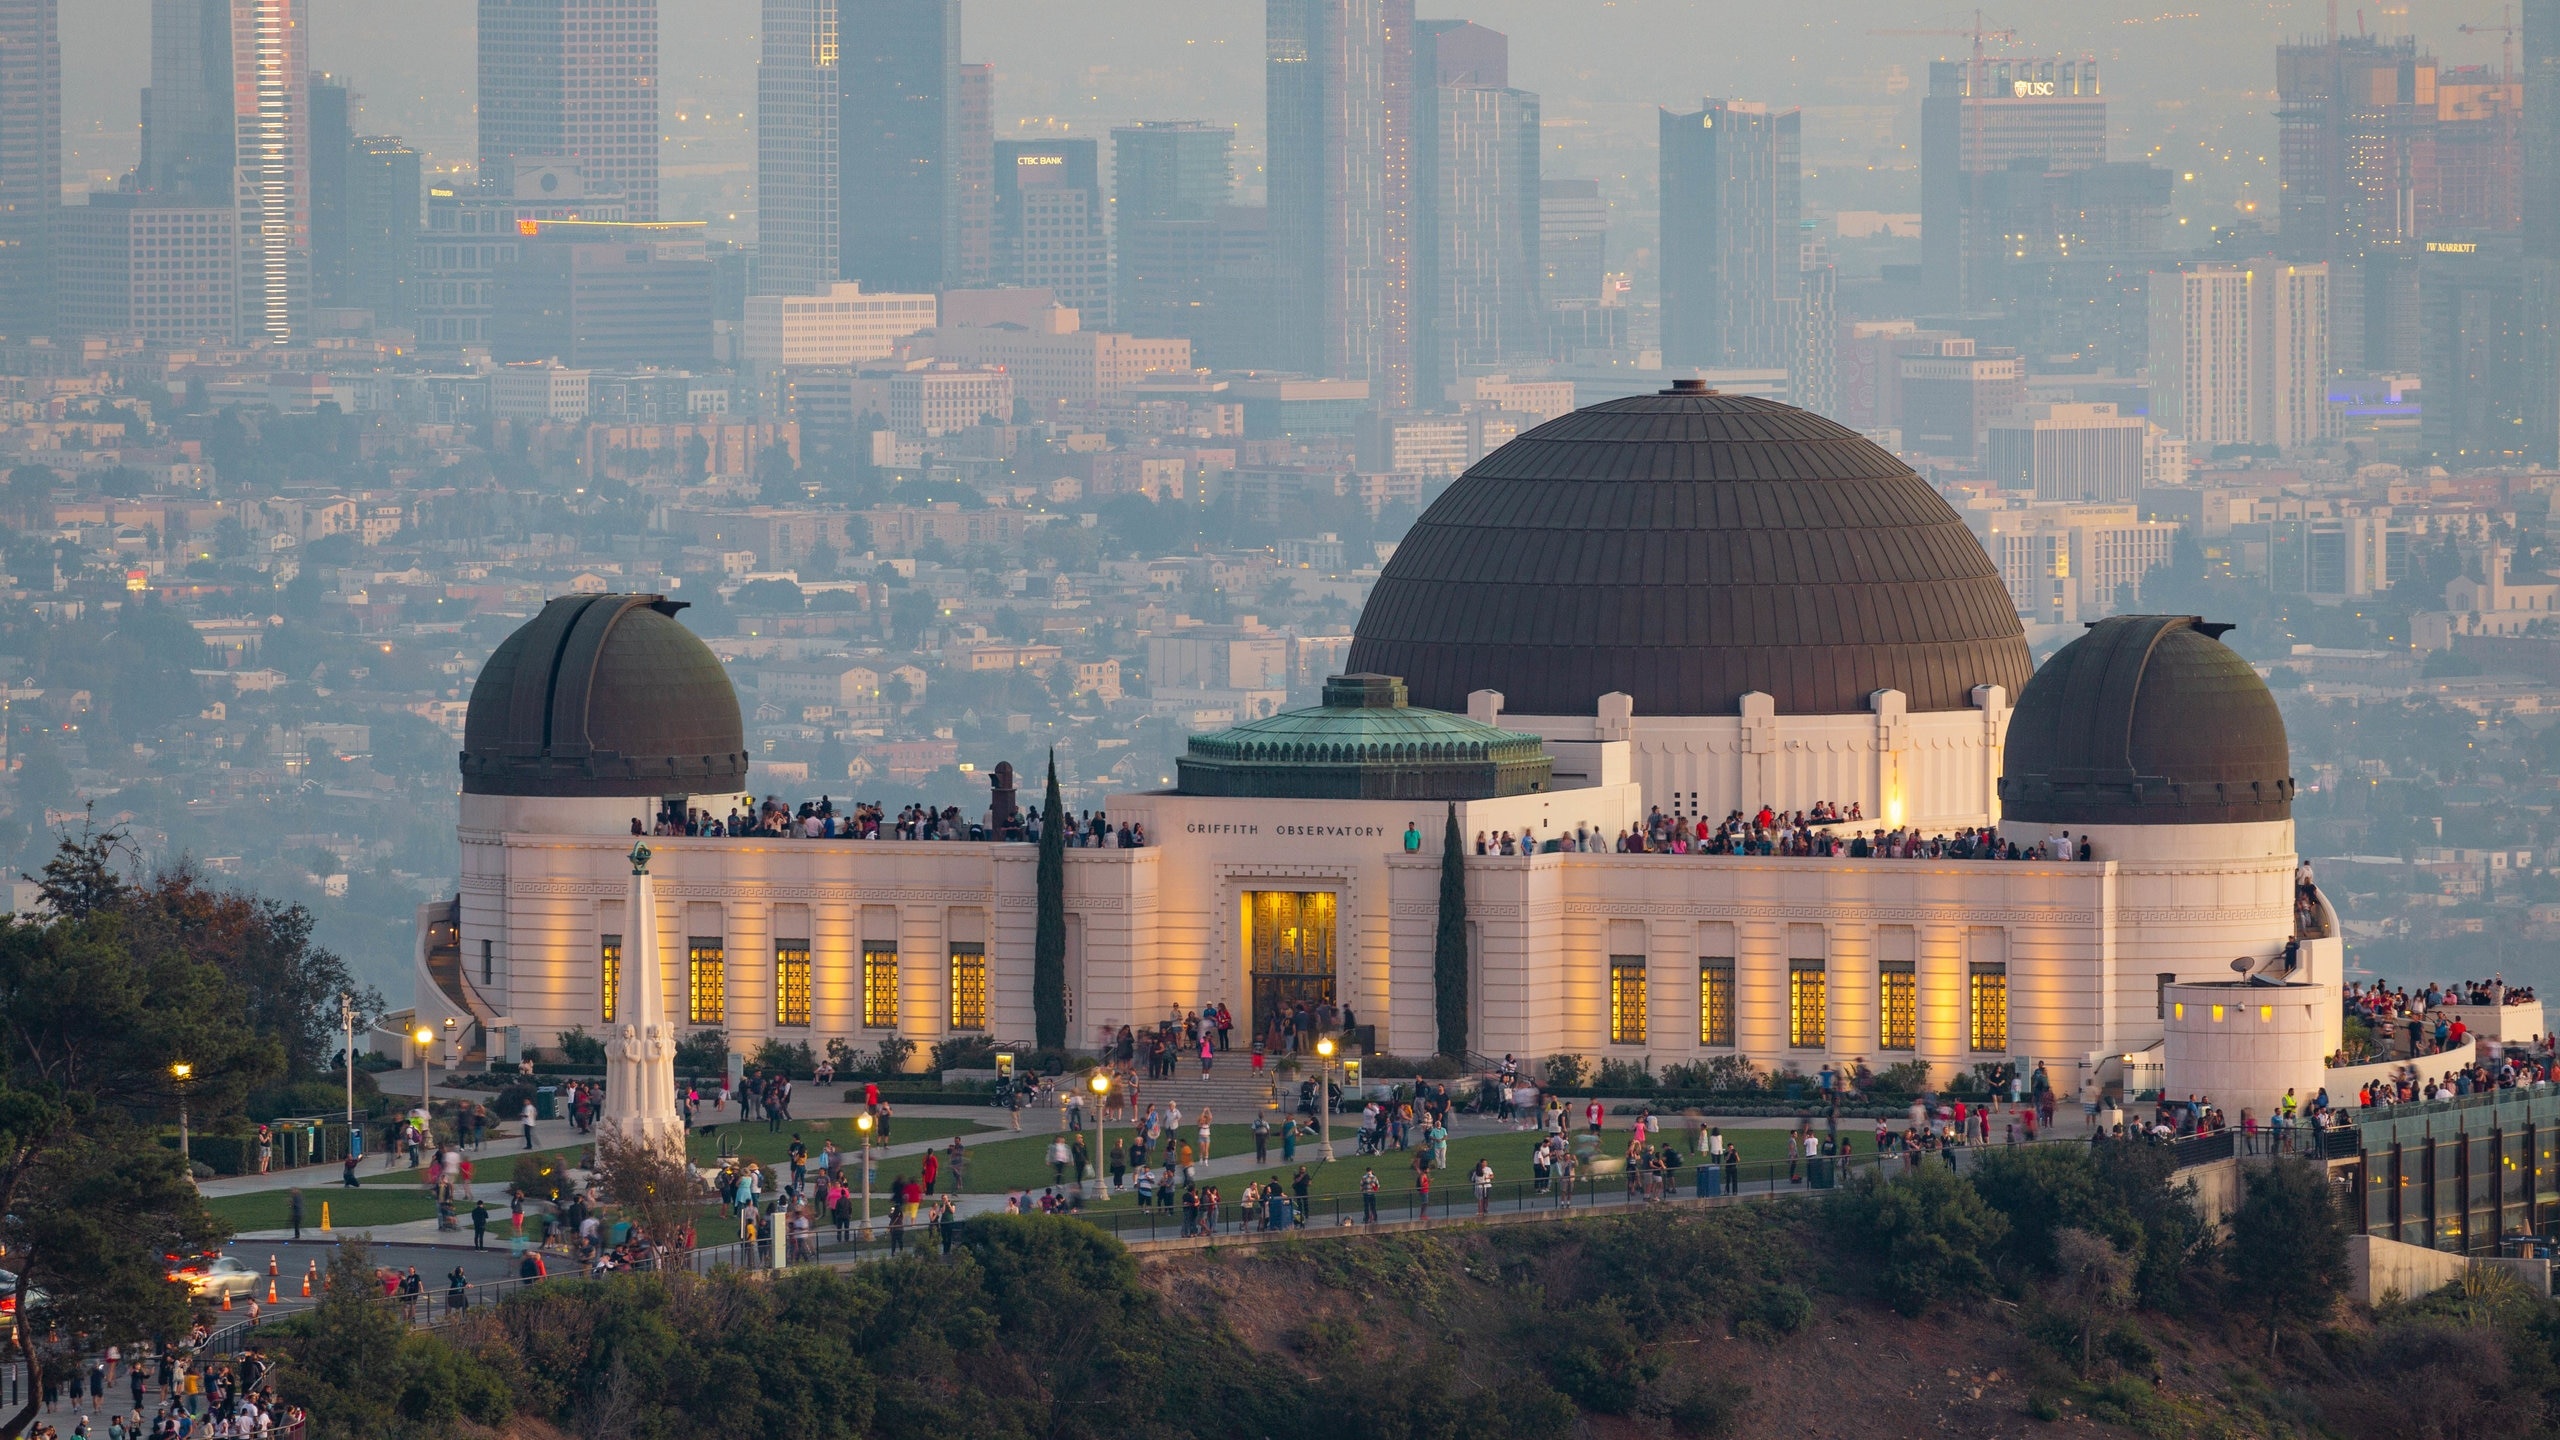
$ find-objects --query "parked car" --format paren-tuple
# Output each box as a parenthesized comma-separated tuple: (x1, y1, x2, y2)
(0, 1269, 44, 1333)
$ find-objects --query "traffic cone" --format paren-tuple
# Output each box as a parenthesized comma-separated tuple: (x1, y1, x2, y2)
(267, 1254, 278, 1276)
(220, 1289, 231, 1311)
(319, 1201, 331, 1231)
(266, 1278, 278, 1304)
(300, 1267, 311, 1298)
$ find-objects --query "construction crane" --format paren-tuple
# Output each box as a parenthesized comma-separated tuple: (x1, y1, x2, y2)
(1869, 8, 2021, 83)
(2458, 5, 2520, 84)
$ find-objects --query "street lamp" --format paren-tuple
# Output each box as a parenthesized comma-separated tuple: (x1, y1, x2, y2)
(414, 1024, 437, 1145)
(1087, 1070, 1111, 1200)
(171, 1062, 195, 1187)
(1314, 1036, 1336, 1162)
(855, 1112, 875, 1243)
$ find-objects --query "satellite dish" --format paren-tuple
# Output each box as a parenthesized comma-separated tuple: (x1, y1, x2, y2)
(2230, 957, 2252, 974)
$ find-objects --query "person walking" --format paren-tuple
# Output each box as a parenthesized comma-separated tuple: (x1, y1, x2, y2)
(288, 1189, 303, 1242)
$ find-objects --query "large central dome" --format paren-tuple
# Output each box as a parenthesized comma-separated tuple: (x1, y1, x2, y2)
(1345, 387, 2033, 717)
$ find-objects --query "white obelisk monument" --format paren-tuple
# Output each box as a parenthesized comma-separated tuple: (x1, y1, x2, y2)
(598, 841, 685, 1155)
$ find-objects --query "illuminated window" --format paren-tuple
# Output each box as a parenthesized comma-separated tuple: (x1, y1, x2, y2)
(1789, 962, 1827, 1049)
(862, 945, 900, 1029)
(1970, 964, 2009, 1052)
(1699, 958, 1734, 1047)
(1609, 957, 1647, 1045)
(687, 938, 725, 1025)
(599, 935, 621, 1023)
(1880, 963, 1917, 1051)
(949, 947, 988, 1031)
(775, 940, 812, 1027)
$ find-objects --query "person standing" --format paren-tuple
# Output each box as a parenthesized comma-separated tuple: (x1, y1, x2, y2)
(288, 1189, 303, 1242)
(1472, 1158, 1495, 1216)
(472, 1199, 490, 1250)
(1252, 1111, 1270, 1164)
(520, 1100, 537, 1150)
(1361, 1167, 1380, 1223)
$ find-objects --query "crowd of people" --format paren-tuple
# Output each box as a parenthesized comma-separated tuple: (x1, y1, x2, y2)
(1472, 804, 2096, 862)
(639, 796, 1149, 848)
(2344, 976, 2544, 1061)
(30, 1342, 298, 1440)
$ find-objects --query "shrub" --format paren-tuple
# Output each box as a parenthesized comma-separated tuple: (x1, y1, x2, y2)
(672, 1029, 728, 1075)
(1825, 1164, 2007, 1316)
(1872, 1059, 1932, 1095)
(1657, 1054, 1762, 1092)
(555, 1025, 606, 1067)
(1594, 1057, 1654, 1090)
(1541, 1053, 1590, 1089)
(1733, 1283, 1813, 1344)
(511, 1151, 567, 1204)
(750, 1038, 816, 1078)
(929, 1036, 998, 1073)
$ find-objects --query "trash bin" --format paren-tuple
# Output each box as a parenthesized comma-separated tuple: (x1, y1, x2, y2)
(1809, 1156, 1835, 1190)
(1697, 1164, 1723, 1197)
(535, 1086, 558, 1120)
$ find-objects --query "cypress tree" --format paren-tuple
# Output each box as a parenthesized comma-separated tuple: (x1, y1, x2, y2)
(1033, 751, 1068, 1048)
(1434, 802, 1469, 1059)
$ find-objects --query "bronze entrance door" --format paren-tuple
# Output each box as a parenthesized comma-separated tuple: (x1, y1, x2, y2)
(1244, 891, 1335, 1046)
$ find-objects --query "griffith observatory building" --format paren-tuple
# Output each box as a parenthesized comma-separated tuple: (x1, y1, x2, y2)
(414, 387, 2340, 1108)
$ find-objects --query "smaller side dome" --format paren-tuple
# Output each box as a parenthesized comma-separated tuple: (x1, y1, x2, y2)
(1999, 616, 2293, 826)
(462, 594, 750, 798)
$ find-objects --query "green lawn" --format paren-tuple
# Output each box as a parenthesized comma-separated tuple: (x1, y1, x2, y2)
(685, 1117, 991, 1168)
(208, 1186, 441, 1234)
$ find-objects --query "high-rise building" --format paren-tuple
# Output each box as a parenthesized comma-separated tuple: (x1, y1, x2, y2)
(2277, 33, 2520, 368)
(1919, 57, 2106, 315)
(1792, 236, 1839, 420)
(307, 74, 349, 304)
(231, 0, 310, 344)
(1658, 99, 1799, 373)
(492, 218, 713, 369)
(2147, 260, 2335, 453)
(838, 0, 958, 295)
(1268, 0, 1393, 387)
(1986, 403, 2148, 502)
(414, 160, 626, 351)
(141, 0, 233, 204)
(1538, 178, 1605, 306)
(478, 0, 661, 221)
(992, 140, 1108, 321)
(1113, 120, 1230, 342)
(58, 194, 235, 342)
(955, 62, 993, 287)
(2522, 0, 2560, 462)
(339, 137, 420, 328)
(0, 0, 57, 336)
(756, 0, 837, 296)
(1409, 19, 1537, 408)
(2422, 238, 2531, 466)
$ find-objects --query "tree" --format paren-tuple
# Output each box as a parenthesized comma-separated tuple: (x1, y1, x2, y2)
(1825, 1164, 2008, 1316)
(2051, 1228, 2136, 1375)
(1034, 753, 1067, 1048)
(0, 837, 283, 1440)
(594, 1129, 707, 1261)
(2228, 1157, 2349, 1358)
(272, 1241, 510, 1440)
(1433, 804, 1468, 1059)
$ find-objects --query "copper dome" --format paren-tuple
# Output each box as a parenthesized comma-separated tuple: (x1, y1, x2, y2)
(1345, 388, 2032, 717)
(461, 594, 749, 798)
(1999, 615, 2294, 826)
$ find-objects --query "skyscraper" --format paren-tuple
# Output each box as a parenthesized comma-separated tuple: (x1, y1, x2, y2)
(478, 0, 660, 220)
(756, 0, 837, 296)
(991, 140, 1108, 321)
(339, 136, 421, 328)
(2522, 0, 2560, 462)
(1658, 99, 1799, 373)
(2249, 261, 2333, 451)
(838, 0, 958, 295)
(0, 0, 58, 336)
(231, 0, 309, 343)
(1113, 119, 1229, 342)
(1919, 57, 2106, 315)
(307, 74, 349, 305)
(2148, 261, 2334, 453)
(1410, 19, 1537, 406)
(955, 63, 993, 287)
(141, 0, 233, 204)
(1267, 0, 1391, 386)
(1538, 178, 1606, 306)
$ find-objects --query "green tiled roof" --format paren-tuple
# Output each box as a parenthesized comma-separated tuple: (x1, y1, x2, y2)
(1175, 674, 1552, 800)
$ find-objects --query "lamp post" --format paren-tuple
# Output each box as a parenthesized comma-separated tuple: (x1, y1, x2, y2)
(171, 1062, 195, 1187)
(855, 1112, 875, 1243)
(1315, 1036, 1336, 1163)
(414, 1024, 438, 1148)
(340, 991, 357, 1133)
(1088, 1070, 1111, 1200)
